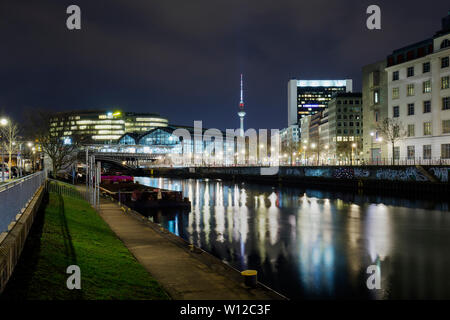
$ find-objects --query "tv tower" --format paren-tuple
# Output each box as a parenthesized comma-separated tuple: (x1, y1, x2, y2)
(237, 73, 246, 137)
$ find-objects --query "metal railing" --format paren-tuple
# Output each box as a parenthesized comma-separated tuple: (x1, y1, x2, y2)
(0, 171, 47, 234)
(46, 179, 88, 201)
(146, 157, 450, 168)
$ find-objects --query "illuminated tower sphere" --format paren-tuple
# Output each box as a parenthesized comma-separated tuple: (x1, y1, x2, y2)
(238, 74, 246, 137)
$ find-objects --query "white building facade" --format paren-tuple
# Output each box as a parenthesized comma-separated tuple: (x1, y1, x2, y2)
(386, 19, 450, 162)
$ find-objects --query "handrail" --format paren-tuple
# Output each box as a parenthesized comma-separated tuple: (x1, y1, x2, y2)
(0, 171, 47, 233)
(0, 172, 45, 193)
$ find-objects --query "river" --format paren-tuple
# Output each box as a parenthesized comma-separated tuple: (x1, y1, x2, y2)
(133, 176, 450, 299)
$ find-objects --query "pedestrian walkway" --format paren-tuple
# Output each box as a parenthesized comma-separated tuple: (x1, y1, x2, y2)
(96, 197, 283, 300)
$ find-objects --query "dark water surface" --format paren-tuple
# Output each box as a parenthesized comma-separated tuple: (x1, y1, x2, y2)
(133, 177, 450, 299)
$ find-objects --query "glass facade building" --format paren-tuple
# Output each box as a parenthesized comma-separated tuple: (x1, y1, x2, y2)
(288, 79, 353, 126)
(49, 110, 168, 144)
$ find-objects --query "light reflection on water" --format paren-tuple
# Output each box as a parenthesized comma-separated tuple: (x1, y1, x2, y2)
(133, 177, 450, 299)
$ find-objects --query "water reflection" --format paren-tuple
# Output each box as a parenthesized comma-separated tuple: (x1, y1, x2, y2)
(134, 177, 450, 299)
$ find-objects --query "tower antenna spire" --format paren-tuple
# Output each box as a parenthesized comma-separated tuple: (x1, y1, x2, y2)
(237, 73, 246, 137)
(239, 73, 244, 109)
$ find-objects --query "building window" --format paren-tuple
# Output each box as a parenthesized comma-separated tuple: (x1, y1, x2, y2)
(423, 100, 431, 113)
(392, 87, 400, 99)
(408, 103, 415, 115)
(423, 145, 432, 160)
(394, 147, 400, 160)
(442, 144, 450, 159)
(423, 80, 431, 93)
(374, 90, 380, 104)
(423, 62, 430, 73)
(407, 124, 415, 137)
(407, 84, 415, 96)
(375, 111, 379, 122)
(441, 40, 450, 49)
(443, 97, 450, 110)
(407, 146, 415, 159)
(443, 120, 450, 134)
(393, 71, 399, 81)
(407, 66, 415, 77)
(442, 76, 449, 89)
(423, 122, 432, 136)
(442, 57, 449, 69)
(393, 106, 400, 117)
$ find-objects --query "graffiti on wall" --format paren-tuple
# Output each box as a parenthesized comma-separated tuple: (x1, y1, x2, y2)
(285, 168, 304, 177)
(354, 168, 370, 178)
(305, 168, 331, 178)
(333, 167, 355, 179)
(429, 167, 449, 182)
(375, 167, 429, 181)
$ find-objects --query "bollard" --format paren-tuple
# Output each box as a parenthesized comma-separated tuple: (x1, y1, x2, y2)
(241, 270, 258, 288)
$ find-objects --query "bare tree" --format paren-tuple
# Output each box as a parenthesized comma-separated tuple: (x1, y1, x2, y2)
(376, 118, 406, 164)
(0, 119, 20, 172)
(25, 110, 80, 176)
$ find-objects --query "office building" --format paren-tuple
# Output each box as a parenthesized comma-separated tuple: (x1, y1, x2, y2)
(49, 110, 169, 144)
(288, 79, 353, 126)
(326, 92, 363, 161)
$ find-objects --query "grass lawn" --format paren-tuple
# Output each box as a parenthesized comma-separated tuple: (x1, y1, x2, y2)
(1, 191, 169, 300)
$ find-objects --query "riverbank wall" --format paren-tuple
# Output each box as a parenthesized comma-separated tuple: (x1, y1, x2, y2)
(143, 165, 450, 196)
(0, 185, 45, 294)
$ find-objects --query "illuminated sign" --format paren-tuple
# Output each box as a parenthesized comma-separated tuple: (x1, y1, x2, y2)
(297, 80, 347, 87)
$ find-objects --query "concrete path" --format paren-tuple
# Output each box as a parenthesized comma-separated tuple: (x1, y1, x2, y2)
(96, 198, 283, 300)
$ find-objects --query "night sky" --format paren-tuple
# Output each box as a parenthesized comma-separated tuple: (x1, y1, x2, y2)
(0, 0, 449, 130)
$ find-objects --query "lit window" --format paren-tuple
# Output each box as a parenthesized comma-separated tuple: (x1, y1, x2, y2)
(407, 84, 415, 96)
(392, 87, 400, 99)
(407, 124, 415, 137)
(423, 122, 432, 136)
(423, 80, 431, 93)
(442, 76, 450, 89)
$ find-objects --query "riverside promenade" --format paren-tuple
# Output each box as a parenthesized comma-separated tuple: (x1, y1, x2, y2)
(96, 197, 284, 300)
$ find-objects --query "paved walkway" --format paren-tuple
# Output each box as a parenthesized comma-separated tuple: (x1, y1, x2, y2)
(97, 197, 282, 300)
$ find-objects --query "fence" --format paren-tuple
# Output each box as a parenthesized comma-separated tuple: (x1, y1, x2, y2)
(0, 171, 47, 234)
(46, 179, 87, 200)
(151, 157, 450, 168)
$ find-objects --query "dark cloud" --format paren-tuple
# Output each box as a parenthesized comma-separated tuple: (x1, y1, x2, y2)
(0, 0, 449, 130)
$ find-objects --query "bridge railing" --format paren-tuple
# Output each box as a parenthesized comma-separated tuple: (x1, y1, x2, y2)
(0, 171, 47, 234)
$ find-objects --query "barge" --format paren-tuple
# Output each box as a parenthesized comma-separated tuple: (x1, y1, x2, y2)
(100, 176, 191, 209)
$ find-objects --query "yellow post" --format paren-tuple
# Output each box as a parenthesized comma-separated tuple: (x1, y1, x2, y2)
(241, 270, 258, 287)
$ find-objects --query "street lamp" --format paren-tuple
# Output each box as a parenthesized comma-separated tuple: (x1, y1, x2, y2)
(0, 118, 8, 182)
(311, 143, 317, 165)
(351, 143, 357, 165)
